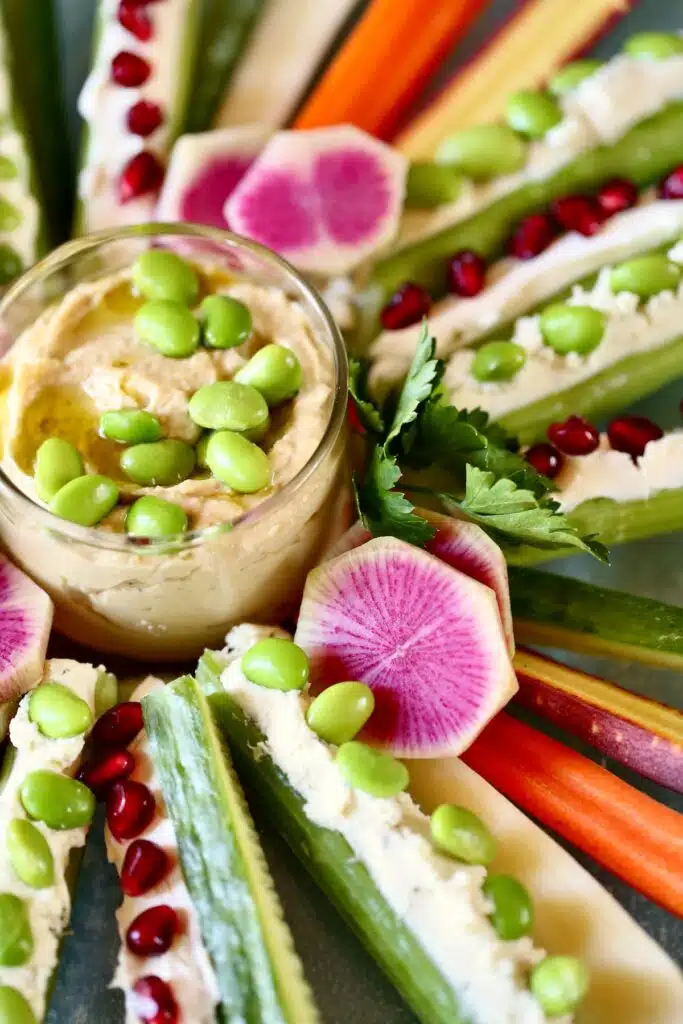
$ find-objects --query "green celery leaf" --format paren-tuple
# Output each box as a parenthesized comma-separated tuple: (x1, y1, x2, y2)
(384, 322, 442, 450)
(354, 446, 435, 546)
(348, 357, 384, 434)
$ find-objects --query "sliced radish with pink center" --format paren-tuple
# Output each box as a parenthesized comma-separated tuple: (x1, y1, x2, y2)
(181, 157, 258, 229)
(0, 554, 53, 704)
(225, 126, 407, 276)
(296, 537, 517, 757)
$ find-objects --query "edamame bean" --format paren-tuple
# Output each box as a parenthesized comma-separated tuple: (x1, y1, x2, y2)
(405, 163, 464, 209)
(29, 682, 93, 739)
(336, 741, 409, 798)
(0, 198, 20, 231)
(539, 304, 606, 355)
(430, 804, 496, 865)
(0, 986, 37, 1024)
(121, 439, 195, 487)
(95, 670, 118, 718)
(132, 249, 199, 305)
(0, 244, 21, 285)
(242, 637, 309, 691)
(34, 438, 85, 503)
(135, 300, 200, 358)
(235, 344, 303, 406)
(483, 874, 534, 940)
(196, 432, 210, 469)
(609, 254, 682, 299)
(7, 819, 55, 889)
(205, 430, 271, 493)
(471, 340, 526, 382)
(505, 90, 562, 139)
(200, 295, 253, 348)
(548, 60, 602, 96)
(100, 409, 162, 445)
(126, 495, 188, 538)
(188, 381, 269, 434)
(20, 770, 95, 830)
(50, 475, 119, 527)
(435, 124, 528, 180)
(0, 894, 32, 966)
(0, 155, 17, 179)
(306, 682, 375, 745)
(625, 32, 683, 60)
(530, 956, 589, 1016)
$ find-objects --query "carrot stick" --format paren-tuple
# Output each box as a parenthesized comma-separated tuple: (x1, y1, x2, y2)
(461, 712, 683, 916)
(396, 0, 633, 159)
(293, 0, 489, 140)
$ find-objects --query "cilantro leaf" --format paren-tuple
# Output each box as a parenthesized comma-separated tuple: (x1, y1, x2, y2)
(354, 445, 435, 546)
(348, 357, 384, 434)
(384, 322, 441, 450)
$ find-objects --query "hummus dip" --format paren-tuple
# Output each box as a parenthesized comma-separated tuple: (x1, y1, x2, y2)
(0, 260, 347, 660)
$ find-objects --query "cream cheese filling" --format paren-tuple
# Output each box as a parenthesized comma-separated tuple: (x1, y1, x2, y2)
(0, 660, 103, 1021)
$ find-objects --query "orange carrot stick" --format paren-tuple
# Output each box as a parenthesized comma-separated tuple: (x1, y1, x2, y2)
(462, 712, 683, 916)
(293, 0, 490, 139)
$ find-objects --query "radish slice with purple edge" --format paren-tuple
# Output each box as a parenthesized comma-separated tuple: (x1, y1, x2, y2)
(0, 554, 53, 736)
(156, 126, 270, 230)
(295, 536, 517, 757)
(224, 126, 408, 276)
(325, 507, 514, 656)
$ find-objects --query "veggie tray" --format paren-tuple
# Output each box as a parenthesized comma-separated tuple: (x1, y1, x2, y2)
(0, 0, 679, 1023)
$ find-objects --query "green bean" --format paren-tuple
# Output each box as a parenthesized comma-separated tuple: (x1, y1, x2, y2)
(336, 741, 409, 798)
(430, 804, 496, 865)
(20, 770, 95, 830)
(126, 496, 188, 538)
(205, 430, 271, 493)
(50, 475, 119, 527)
(6, 819, 54, 889)
(99, 409, 162, 444)
(135, 300, 200, 358)
(306, 682, 375, 745)
(0, 894, 32, 966)
(200, 295, 252, 348)
(29, 682, 93, 739)
(132, 249, 199, 305)
(242, 637, 309, 691)
(235, 344, 303, 405)
(121, 439, 195, 487)
(482, 874, 534, 940)
(34, 437, 84, 502)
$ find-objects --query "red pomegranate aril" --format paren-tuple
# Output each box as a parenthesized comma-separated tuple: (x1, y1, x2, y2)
(446, 249, 487, 297)
(111, 51, 151, 88)
(607, 415, 663, 459)
(547, 415, 600, 456)
(127, 99, 163, 137)
(659, 165, 683, 200)
(597, 178, 638, 216)
(92, 701, 144, 748)
(126, 905, 179, 957)
(380, 282, 431, 330)
(79, 749, 135, 799)
(118, 1, 153, 41)
(107, 780, 156, 841)
(121, 839, 171, 897)
(551, 195, 604, 236)
(525, 442, 564, 479)
(509, 213, 557, 260)
(119, 151, 165, 203)
(133, 976, 178, 1024)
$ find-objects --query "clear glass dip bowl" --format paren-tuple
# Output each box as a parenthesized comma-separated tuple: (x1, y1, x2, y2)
(0, 225, 349, 661)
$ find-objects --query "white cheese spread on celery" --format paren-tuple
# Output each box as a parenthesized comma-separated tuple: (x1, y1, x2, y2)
(554, 431, 683, 512)
(106, 678, 220, 1024)
(0, 660, 102, 1021)
(216, 625, 569, 1024)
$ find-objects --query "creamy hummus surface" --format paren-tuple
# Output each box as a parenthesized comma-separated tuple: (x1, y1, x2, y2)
(0, 261, 347, 659)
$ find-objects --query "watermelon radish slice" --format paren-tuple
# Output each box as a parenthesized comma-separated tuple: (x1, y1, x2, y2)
(156, 125, 270, 230)
(0, 553, 53, 733)
(326, 507, 514, 655)
(295, 537, 517, 757)
(225, 126, 407, 275)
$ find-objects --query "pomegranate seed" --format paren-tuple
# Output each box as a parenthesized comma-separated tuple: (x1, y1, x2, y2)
(126, 905, 179, 957)
(607, 415, 663, 459)
(597, 178, 638, 217)
(118, 151, 164, 203)
(111, 51, 151, 88)
(659, 165, 683, 200)
(107, 780, 155, 841)
(525, 442, 564, 479)
(79, 749, 135, 799)
(551, 195, 604, 236)
(446, 249, 487, 297)
(121, 839, 171, 897)
(133, 976, 178, 1024)
(380, 282, 431, 330)
(127, 100, 163, 137)
(118, 1, 153, 41)
(548, 415, 600, 456)
(92, 702, 143, 748)
(509, 213, 557, 260)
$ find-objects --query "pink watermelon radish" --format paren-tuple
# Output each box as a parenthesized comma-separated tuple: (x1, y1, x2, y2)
(225, 126, 407, 275)
(156, 126, 270, 230)
(295, 537, 517, 757)
(325, 508, 514, 655)
(0, 554, 53, 736)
